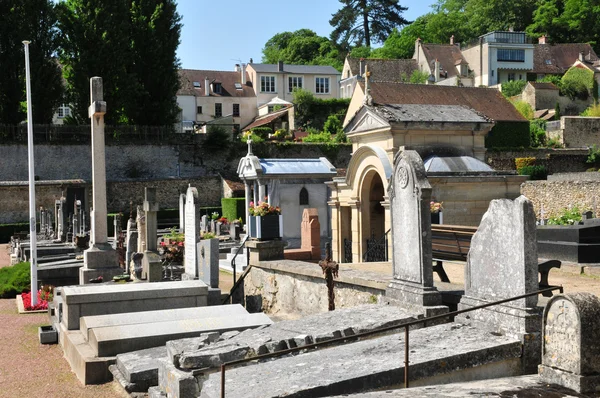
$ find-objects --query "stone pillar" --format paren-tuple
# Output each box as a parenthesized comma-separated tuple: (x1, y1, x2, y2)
(244, 181, 251, 228)
(179, 193, 186, 233)
(253, 181, 258, 204)
(137, 205, 146, 252)
(40, 208, 46, 235)
(258, 181, 266, 203)
(80, 77, 120, 283)
(386, 150, 447, 318)
(381, 195, 391, 262)
(300, 208, 321, 260)
(142, 187, 162, 281)
(328, 199, 340, 262)
(125, 215, 137, 275)
(54, 200, 60, 240)
(349, 198, 361, 263)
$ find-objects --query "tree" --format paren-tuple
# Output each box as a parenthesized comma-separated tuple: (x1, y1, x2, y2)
(0, 0, 63, 125)
(371, 16, 430, 59)
(330, 0, 410, 48)
(262, 29, 343, 70)
(58, 0, 182, 125)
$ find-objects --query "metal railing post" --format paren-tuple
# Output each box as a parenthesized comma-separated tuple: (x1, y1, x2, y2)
(404, 326, 409, 388)
(221, 364, 226, 398)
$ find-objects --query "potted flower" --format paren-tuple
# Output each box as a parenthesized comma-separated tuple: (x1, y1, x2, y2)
(430, 201, 443, 225)
(249, 200, 282, 240)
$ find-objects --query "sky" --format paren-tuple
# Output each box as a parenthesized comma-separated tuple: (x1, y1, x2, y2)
(176, 0, 437, 71)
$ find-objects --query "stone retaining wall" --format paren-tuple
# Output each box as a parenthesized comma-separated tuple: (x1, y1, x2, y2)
(244, 260, 389, 316)
(487, 149, 588, 173)
(521, 179, 600, 219)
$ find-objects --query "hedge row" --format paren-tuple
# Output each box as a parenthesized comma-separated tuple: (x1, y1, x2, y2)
(0, 261, 30, 298)
(485, 121, 531, 148)
(221, 198, 245, 222)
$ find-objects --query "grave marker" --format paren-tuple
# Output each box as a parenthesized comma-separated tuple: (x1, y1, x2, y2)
(539, 293, 600, 393)
(80, 77, 120, 283)
(386, 150, 446, 316)
(179, 193, 186, 233)
(184, 186, 200, 279)
(142, 187, 162, 281)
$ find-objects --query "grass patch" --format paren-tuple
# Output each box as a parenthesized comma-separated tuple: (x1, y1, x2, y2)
(0, 261, 30, 298)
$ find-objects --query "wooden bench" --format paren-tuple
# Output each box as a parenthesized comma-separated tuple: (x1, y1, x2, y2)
(431, 224, 561, 297)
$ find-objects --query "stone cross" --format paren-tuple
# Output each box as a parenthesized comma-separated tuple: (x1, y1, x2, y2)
(80, 77, 119, 283)
(88, 77, 109, 247)
(386, 150, 444, 317)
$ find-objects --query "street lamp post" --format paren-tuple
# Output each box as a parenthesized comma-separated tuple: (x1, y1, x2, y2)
(23, 40, 37, 306)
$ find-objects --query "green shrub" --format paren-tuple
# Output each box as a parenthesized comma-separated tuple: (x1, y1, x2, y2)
(518, 165, 547, 180)
(240, 130, 264, 143)
(485, 122, 531, 148)
(548, 206, 583, 225)
(199, 207, 222, 218)
(511, 100, 534, 120)
(221, 198, 246, 222)
(0, 261, 31, 298)
(303, 131, 334, 143)
(204, 125, 231, 151)
(323, 115, 343, 136)
(538, 75, 562, 87)
(409, 70, 429, 84)
(529, 120, 546, 147)
(586, 144, 600, 165)
(561, 67, 594, 100)
(293, 88, 349, 130)
(546, 136, 563, 148)
(587, 167, 598, 172)
(502, 80, 527, 97)
(554, 102, 561, 120)
(581, 102, 600, 117)
(250, 127, 273, 139)
(515, 157, 536, 170)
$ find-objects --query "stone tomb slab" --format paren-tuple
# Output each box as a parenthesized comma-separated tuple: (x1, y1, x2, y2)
(61, 280, 208, 330)
(89, 312, 273, 356)
(199, 322, 522, 398)
(80, 304, 248, 339)
(109, 346, 167, 393)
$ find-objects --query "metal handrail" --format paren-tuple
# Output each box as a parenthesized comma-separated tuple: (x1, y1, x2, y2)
(362, 228, 391, 262)
(220, 285, 563, 397)
(221, 235, 250, 305)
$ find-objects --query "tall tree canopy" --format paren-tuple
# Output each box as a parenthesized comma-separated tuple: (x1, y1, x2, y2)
(0, 0, 63, 124)
(58, 0, 182, 125)
(262, 29, 343, 70)
(330, 0, 410, 48)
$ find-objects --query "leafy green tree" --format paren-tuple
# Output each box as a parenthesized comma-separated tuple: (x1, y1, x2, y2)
(262, 29, 342, 70)
(409, 70, 430, 84)
(128, 0, 182, 125)
(501, 80, 527, 97)
(330, 0, 410, 48)
(464, 0, 536, 37)
(0, 0, 62, 125)
(58, 0, 182, 125)
(371, 16, 430, 59)
(323, 115, 343, 136)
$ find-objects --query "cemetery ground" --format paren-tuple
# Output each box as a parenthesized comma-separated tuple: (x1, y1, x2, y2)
(0, 243, 600, 397)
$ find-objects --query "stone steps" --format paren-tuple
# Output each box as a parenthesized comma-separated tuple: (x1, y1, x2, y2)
(218, 246, 247, 274)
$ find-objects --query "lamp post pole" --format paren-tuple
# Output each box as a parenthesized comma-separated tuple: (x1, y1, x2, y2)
(23, 40, 37, 306)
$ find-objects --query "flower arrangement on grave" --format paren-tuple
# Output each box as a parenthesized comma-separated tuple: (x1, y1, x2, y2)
(218, 216, 228, 224)
(211, 212, 220, 221)
(249, 200, 281, 216)
(430, 201, 443, 214)
(159, 227, 184, 264)
(161, 227, 184, 246)
(202, 232, 216, 240)
(22, 286, 53, 311)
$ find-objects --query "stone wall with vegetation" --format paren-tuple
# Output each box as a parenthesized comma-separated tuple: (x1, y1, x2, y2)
(0, 140, 352, 182)
(521, 178, 600, 219)
(487, 149, 588, 173)
(0, 177, 222, 224)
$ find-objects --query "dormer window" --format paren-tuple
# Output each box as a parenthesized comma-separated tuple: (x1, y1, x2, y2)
(213, 82, 222, 94)
(193, 81, 201, 88)
(545, 59, 552, 65)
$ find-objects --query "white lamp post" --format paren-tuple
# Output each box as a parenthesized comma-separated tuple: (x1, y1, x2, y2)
(23, 40, 37, 306)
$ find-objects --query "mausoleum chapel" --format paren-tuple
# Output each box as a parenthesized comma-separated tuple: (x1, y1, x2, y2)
(328, 79, 528, 263)
(237, 141, 336, 247)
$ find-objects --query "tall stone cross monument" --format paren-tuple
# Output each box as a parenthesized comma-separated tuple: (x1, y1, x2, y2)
(79, 77, 122, 284)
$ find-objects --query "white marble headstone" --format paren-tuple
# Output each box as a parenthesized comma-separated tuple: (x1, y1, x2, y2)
(184, 186, 200, 277)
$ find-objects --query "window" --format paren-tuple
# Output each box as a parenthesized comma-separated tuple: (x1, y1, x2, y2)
(57, 104, 70, 118)
(215, 103, 222, 117)
(193, 81, 201, 88)
(233, 103, 240, 117)
(545, 59, 552, 65)
(197, 106, 202, 114)
(261, 76, 275, 92)
(213, 83, 222, 94)
(315, 77, 330, 94)
(299, 187, 309, 205)
(491, 70, 494, 77)
(497, 49, 525, 62)
(508, 73, 515, 82)
(235, 83, 242, 90)
(341, 86, 345, 98)
(288, 76, 303, 92)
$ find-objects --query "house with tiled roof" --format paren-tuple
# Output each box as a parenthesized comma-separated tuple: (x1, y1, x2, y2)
(532, 37, 599, 78)
(413, 37, 473, 86)
(339, 56, 419, 98)
(245, 61, 341, 107)
(177, 67, 257, 131)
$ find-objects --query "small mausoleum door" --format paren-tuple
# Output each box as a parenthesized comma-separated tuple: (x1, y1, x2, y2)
(361, 171, 386, 262)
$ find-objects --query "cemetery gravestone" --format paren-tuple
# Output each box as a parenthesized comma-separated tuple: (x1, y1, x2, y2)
(142, 187, 162, 282)
(386, 150, 446, 317)
(183, 186, 200, 280)
(179, 194, 186, 233)
(80, 77, 120, 283)
(539, 293, 600, 393)
(137, 205, 146, 253)
(126, 215, 137, 276)
(201, 215, 208, 234)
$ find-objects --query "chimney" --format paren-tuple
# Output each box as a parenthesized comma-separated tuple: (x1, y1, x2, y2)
(359, 58, 365, 76)
(241, 63, 246, 85)
(249, 58, 253, 64)
(579, 52, 584, 62)
(204, 77, 210, 96)
(539, 35, 547, 44)
(235, 64, 240, 72)
(434, 59, 440, 83)
(450, 35, 454, 45)
(278, 60, 284, 72)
